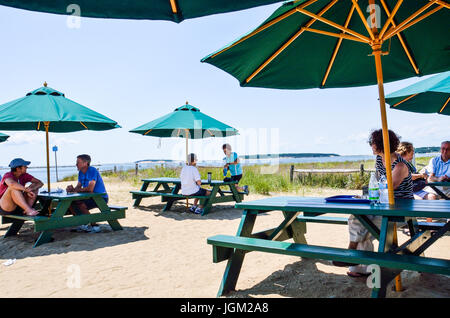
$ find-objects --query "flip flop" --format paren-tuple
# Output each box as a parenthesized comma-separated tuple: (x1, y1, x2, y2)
(347, 271, 370, 278)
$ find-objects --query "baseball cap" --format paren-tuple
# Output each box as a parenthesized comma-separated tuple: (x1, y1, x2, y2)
(9, 158, 31, 168)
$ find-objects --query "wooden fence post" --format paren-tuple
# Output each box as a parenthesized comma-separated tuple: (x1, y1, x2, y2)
(290, 165, 294, 182)
(360, 164, 364, 177)
(135, 163, 139, 176)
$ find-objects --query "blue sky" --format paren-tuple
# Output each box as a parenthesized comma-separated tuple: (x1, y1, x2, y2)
(0, 3, 448, 167)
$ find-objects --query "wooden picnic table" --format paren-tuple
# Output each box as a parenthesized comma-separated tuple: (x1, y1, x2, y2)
(427, 182, 450, 200)
(1, 191, 126, 247)
(131, 177, 246, 215)
(207, 196, 450, 298)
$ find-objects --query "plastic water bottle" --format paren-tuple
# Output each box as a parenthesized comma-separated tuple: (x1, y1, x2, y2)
(368, 172, 379, 204)
(379, 175, 389, 203)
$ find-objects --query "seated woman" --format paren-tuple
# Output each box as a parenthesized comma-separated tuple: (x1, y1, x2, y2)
(333, 129, 413, 277)
(0, 158, 43, 216)
(397, 142, 428, 200)
(180, 153, 211, 214)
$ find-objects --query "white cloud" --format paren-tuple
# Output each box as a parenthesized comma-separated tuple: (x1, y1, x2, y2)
(6, 132, 79, 146)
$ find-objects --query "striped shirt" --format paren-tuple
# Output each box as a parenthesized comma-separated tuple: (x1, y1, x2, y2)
(375, 154, 413, 199)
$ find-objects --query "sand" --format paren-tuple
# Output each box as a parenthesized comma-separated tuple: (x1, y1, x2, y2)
(0, 180, 449, 298)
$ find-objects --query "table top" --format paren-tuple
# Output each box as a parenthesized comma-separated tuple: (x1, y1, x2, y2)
(235, 196, 450, 218)
(38, 191, 106, 200)
(142, 177, 237, 185)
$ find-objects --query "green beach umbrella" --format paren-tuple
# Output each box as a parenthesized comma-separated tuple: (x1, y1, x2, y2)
(0, 0, 284, 23)
(202, 0, 450, 205)
(0, 132, 9, 143)
(130, 102, 238, 161)
(0, 82, 120, 191)
(386, 71, 450, 115)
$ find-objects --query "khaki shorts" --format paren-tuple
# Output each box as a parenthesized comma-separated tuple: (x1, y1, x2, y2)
(423, 186, 450, 199)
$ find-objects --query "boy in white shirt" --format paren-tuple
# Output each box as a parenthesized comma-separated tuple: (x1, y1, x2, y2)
(180, 153, 211, 214)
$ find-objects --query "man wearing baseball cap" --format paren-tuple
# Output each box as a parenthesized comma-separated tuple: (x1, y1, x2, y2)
(0, 158, 44, 216)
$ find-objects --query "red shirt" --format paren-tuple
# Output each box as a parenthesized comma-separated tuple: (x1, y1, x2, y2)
(0, 172, 34, 199)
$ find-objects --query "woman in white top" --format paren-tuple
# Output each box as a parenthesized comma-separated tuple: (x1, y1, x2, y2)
(180, 153, 211, 214)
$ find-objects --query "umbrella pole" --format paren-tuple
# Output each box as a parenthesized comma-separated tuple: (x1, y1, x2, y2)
(373, 44, 403, 292)
(185, 129, 189, 209)
(45, 122, 51, 193)
(372, 45, 395, 206)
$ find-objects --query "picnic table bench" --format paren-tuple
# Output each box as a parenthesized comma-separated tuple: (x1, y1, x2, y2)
(207, 197, 450, 298)
(131, 177, 247, 215)
(1, 192, 126, 247)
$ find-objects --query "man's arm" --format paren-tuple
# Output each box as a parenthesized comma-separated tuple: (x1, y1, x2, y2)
(27, 177, 44, 191)
(76, 180, 96, 193)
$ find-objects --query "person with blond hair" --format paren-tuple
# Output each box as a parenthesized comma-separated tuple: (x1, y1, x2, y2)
(397, 141, 429, 200)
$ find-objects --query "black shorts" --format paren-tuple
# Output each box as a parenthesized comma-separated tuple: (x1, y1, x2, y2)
(73, 197, 109, 211)
(224, 174, 242, 183)
(189, 188, 207, 196)
(0, 206, 23, 216)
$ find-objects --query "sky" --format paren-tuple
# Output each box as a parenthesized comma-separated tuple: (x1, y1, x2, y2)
(0, 3, 448, 167)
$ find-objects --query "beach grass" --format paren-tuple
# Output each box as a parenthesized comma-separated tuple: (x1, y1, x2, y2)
(60, 156, 432, 195)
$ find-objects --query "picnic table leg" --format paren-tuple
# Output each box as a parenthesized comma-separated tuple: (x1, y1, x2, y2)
(229, 183, 242, 203)
(133, 181, 150, 207)
(202, 185, 220, 216)
(217, 209, 257, 297)
(93, 196, 123, 231)
(371, 216, 401, 298)
(4, 219, 25, 237)
(284, 212, 307, 244)
(33, 200, 72, 247)
(163, 184, 180, 212)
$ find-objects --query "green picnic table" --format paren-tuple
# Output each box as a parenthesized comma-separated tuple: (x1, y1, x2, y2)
(1, 192, 126, 247)
(207, 196, 450, 298)
(427, 182, 450, 200)
(131, 177, 246, 215)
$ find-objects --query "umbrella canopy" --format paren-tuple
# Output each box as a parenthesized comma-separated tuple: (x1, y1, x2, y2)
(130, 102, 238, 161)
(386, 70, 450, 115)
(130, 103, 238, 138)
(0, 0, 284, 23)
(0, 84, 120, 132)
(0, 132, 8, 143)
(0, 83, 120, 191)
(202, 0, 450, 207)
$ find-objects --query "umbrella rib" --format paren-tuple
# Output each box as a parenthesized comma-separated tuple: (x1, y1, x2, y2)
(379, 0, 419, 75)
(209, 0, 318, 59)
(169, 0, 178, 13)
(80, 122, 88, 129)
(439, 96, 450, 113)
(382, 1, 441, 40)
(321, 4, 356, 87)
(295, 7, 370, 43)
(303, 27, 367, 43)
(245, 0, 339, 84)
(37, 121, 41, 131)
(351, 0, 376, 41)
(144, 129, 153, 135)
(378, 0, 403, 39)
(392, 93, 419, 107)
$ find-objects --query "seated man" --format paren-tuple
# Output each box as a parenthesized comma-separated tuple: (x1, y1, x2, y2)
(422, 141, 450, 200)
(0, 158, 43, 216)
(66, 154, 108, 233)
(180, 153, 210, 215)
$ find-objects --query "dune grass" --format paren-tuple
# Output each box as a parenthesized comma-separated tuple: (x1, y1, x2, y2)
(60, 156, 432, 195)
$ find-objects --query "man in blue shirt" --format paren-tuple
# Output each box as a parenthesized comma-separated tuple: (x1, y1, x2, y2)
(223, 144, 248, 194)
(66, 154, 108, 233)
(423, 141, 450, 200)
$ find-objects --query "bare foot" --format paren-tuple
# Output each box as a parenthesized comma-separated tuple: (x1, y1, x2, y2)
(24, 208, 39, 216)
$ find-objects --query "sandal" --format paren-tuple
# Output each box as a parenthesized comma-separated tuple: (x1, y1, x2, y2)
(347, 271, 370, 278)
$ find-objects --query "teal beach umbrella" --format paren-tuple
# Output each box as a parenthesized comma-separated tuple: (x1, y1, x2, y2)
(0, 0, 284, 23)
(130, 102, 238, 161)
(0, 132, 9, 143)
(0, 82, 121, 191)
(386, 71, 450, 115)
(202, 0, 450, 206)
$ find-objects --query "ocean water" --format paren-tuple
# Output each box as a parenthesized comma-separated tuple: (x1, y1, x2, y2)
(0, 153, 437, 184)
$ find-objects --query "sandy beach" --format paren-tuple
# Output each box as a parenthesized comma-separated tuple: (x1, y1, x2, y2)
(0, 179, 449, 298)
